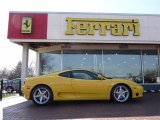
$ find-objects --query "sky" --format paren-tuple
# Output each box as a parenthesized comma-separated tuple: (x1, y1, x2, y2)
(0, 0, 160, 70)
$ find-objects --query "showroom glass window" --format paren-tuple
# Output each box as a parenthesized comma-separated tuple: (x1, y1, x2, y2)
(63, 50, 103, 73)
(40, 49, 159, 84)
(40, 51, 61, 75)
(103, 50, 142, 83)
(142, 50, 158, 83)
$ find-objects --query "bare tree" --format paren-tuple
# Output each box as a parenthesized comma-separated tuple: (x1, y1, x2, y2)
(8, 61, 35, 79)
(0, 67, 9, 79)
(0, 61, 35, 80)
(28, 61, 35, 77)
(8, 61, 22, 79)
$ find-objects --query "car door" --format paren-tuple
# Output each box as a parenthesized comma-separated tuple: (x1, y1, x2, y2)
(55, 71, 75, 100)
(71, 70, 110, 100)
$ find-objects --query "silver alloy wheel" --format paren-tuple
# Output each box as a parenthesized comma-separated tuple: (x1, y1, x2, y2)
(7, 88, 12, 93)
(113, 85, 130, 103)
(33, 87, 50, 105)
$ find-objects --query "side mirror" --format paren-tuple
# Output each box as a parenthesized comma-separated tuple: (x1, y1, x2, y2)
(98, 75, 105, 80)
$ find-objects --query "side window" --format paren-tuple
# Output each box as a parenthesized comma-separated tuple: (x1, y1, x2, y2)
(72, 72, 87, 79)
(86, 71, 99, 80)
(72, 70, 99, 80)
(59, 71, 71, 78)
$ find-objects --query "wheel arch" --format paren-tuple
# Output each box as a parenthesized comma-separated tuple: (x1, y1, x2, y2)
(110, 83, 133, 100)
(30, 84, 53, 100)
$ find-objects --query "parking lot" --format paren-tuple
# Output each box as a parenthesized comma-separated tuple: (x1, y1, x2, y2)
(2, 92, 160, 120)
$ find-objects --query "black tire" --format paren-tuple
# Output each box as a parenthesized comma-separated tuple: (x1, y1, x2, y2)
(111, 84, 131, 103)
(31, 85, 53, 106)
(6, 86, 14, 93)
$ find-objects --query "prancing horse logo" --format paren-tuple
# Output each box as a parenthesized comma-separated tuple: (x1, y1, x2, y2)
(23, 19, 30, 29)
(21, 17, 32, 33)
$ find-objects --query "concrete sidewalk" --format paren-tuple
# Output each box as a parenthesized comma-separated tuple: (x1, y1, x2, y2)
(1, 93, 160, 120)
(0, 95, 26, 120)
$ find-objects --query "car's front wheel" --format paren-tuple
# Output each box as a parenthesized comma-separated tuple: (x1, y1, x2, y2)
(111, 84, 131, 103)
(31, 85, 53, 105)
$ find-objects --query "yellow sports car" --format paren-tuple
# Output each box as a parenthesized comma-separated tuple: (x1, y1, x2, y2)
(23, 69, 143, 105)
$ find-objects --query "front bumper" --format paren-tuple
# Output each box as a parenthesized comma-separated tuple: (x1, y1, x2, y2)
(132, 85, 144, 98)
(22, 85, 32, 100)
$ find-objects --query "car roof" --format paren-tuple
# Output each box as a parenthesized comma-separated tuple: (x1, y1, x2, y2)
(51, 69, 95, 75)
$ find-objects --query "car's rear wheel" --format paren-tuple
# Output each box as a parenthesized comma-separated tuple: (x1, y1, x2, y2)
(6, 86, 14, 93)
(31, 85, 53, 105)
(111, 84, 131, 103)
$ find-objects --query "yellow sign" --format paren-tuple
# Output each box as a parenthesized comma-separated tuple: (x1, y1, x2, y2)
(21, 17, 32, 34)
(65, 18, 140, 36)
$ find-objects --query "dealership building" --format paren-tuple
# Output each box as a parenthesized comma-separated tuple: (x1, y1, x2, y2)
(8, 12, 160, 91)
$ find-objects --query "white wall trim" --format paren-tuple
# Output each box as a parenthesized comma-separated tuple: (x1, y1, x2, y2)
(9, 39, 160, 44)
